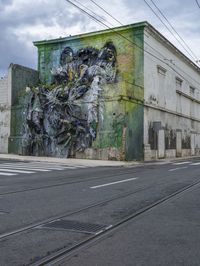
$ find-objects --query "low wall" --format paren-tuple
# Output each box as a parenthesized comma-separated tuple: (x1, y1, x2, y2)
(0, 64, 39, 154)
(0, 71, 11, 153)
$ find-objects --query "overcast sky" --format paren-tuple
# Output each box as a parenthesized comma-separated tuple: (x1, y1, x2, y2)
(0, 0, 200, 77)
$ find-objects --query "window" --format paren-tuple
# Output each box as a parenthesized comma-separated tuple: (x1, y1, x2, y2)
(190, 100, 195, 118)
(176, 94, 182, 113)
(191, 120, 195, 129)
(176, 78, 182, 113)
(190, 86, 195, 96)
(157, 66, 166, 107)
(157, 65, 167, 76)
(175, 77, 183, 89)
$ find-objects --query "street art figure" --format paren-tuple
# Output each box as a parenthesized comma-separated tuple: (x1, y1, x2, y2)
(23, 42, 118, 157)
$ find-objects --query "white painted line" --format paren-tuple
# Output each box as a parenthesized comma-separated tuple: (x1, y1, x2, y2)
(29, 162, 89, 167)
(0, 172, 17, 176)
(0, 169, 35, 174)
(52, 166, 77, 169)
(90, 177, 138, 189)
(0, 163, 88, 169)
(0, 166, 50, 172)
(36, 167, 69, 170)
(68, 165, 88, 168)
(168, 166, 188, 172)
(173, 161, 190, 165)
(190, 162, 200, 166)
(0, 164, 66, 171)
(25, 163, 78, 168)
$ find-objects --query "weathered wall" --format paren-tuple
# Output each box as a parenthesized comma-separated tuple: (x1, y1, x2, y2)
(144, 26, 200, 160)
(34, 23, 145, 160)
(0, 68, 11, 153)
(8, 64, 39, 154)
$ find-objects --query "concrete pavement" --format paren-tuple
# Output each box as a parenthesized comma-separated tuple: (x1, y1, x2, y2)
(0, 153, 136, 167)
(1, 158, 200, 265)
(0, 153, 200, 167)
(63, 182, 200, 266)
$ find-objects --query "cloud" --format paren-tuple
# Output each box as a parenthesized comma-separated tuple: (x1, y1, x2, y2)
(0, 0, 13, 11)
(0, 0, 199, 77)
(0, 0, 94, 76)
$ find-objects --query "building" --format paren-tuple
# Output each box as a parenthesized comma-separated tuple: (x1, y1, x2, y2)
(3, 21, 200, 161)
(0, 70, 11, 154)
(0, 64, 38, 154)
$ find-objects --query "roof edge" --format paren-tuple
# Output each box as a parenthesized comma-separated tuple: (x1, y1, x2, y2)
(145, 23, 200, 73)
(33, 20, 200, 73)
(33, 21, 148, 46)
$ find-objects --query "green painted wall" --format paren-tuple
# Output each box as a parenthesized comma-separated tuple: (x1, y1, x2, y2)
(34, 23, 145, 160)
(8, 65, 39, 155)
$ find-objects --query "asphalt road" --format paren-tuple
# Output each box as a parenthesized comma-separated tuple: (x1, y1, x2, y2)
(0, 158, 200, 265)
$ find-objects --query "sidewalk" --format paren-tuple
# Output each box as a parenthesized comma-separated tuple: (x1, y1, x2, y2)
(0, 154, 137, 167)
(0, 153, 199, 167)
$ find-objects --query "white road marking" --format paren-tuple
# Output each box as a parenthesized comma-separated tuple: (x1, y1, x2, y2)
(0, 162, 92, 176)
(0, 163, 77, 170)
(0, 166, 50, 172)
(0, 172, 17, 176)
(0, 164, 67, 171)
(168, 166, 188, 172)
(90, 177, 138, 189)
(0, 162, 89, 167)
(0, 169, 35, 174)
(25, 162, 89, 168)
(26, 167, 70, 170)
(52, 167, 78, 169)
(172, 161, 190, 165)
(190, 162, 200, 166)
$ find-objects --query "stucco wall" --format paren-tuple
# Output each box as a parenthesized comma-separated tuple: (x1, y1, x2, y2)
(144, 27, 200, 160)
(0, 69, 11, 153)
(8, 64, 39, 154)
(34, 24, 145, 160)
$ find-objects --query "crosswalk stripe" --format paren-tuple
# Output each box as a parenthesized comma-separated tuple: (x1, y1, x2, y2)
(75, 166, 91, 168)
(0, 161, 93, 176)
(0, 163, 88, 169)
(172, 161, 191, 165)
(0, 164, 70, 171)
(0, 164, 81, 171)
(0, 172, 17, 176)
(0, 169, 35, 174)
(0, 163, 64, 167)
(27, 167, 68, 170)
(0, 166, 50, 172)
(169, 166, 188, 172)
(0, 163, 77, 169)
(31, 162, 89, 167)
(190, 162, 200, 166)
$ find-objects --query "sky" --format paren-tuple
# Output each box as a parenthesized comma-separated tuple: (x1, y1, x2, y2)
(0, 0, 200, 77)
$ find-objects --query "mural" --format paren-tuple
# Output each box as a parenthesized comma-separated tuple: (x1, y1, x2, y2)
(22, 42, 118, 157)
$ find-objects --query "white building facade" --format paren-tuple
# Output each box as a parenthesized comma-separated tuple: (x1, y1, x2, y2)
(143, 23, 200, 160)
(0, 67, 11, 153)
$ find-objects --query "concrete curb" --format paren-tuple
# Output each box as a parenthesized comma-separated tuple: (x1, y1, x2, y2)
(0, 154, 139, 167)
(0, 154, 199, 167)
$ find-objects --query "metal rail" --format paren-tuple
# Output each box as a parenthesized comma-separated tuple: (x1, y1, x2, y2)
(0, 184, 153, 241)
(31, 179, 200, 266)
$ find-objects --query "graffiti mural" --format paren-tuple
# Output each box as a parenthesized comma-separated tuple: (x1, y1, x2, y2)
(22, 42, 118, 157)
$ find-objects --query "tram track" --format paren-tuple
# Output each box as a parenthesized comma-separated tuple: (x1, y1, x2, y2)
(1, 163, 199, 266)
(29, 178, 200, 266)
(0, 183, 154, 241)
(0, 168, 198, 242)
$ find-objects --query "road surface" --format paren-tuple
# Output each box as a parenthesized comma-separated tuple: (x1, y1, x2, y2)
(0, 158, 200, 265)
